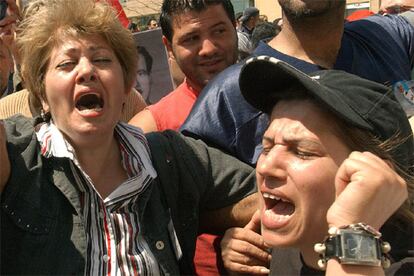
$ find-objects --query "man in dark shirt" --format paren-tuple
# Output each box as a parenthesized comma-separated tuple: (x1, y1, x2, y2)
(181, 0, 414, 166)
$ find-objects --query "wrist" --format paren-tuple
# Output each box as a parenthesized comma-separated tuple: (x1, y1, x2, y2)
(314, 223, 391, 270)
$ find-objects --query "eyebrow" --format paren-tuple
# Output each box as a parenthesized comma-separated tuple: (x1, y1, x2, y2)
(262, 135, 322, 148)
(180, 21, 228, 37)
(60, 45, 111, 55)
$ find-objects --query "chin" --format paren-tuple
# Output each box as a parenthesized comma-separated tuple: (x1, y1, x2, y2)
(261, 227, 299, 248)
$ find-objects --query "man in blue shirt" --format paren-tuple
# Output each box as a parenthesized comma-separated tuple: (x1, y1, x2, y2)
(181, 0, 414, 166)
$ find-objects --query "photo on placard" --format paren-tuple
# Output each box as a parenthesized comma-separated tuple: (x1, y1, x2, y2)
(133, 28, 174, 104)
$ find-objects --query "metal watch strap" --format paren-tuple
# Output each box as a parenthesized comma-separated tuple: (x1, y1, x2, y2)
(314, 223, 391, 270)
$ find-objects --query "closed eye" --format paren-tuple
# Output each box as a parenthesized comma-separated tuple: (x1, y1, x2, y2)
(56, 60, 76, 69)
(93, 57, 112, 64)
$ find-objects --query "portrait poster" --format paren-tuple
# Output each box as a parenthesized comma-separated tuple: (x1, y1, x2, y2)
(133, 28, 174, 104)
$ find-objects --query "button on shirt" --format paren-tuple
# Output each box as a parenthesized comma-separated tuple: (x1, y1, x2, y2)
(36, 121, 161, 275)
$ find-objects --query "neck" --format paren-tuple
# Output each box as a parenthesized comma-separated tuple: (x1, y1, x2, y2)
(73, 132, 127, 197)
(300, 244, 321, 270)
(186, 78, 203, 94)
(268, 11, 344, 69)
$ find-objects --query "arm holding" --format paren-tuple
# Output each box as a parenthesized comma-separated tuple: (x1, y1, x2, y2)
(220, 210, 271, 275)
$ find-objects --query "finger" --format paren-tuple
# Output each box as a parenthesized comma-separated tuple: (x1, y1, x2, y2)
(335, 151, 387, 196)
(230, 240, 271, 263)
(226, 262, 270, 275)
(221, 230, 271, 262)
(244, 209, 261, 232)
(228, 227, 268, 250)
(224, 248, 270, 267)
(6, 0, 21, 20)
(0, 15, 17, 28)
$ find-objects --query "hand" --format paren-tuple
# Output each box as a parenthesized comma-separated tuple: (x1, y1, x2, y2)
(221, 210, 271, 275)
(0, 0, 20, 48)
(327, 151, 407, 230)
(379, 0, 414, 14)
(0, 120, 10, 192)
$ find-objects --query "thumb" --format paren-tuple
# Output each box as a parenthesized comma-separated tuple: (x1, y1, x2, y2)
(244, 209, 261, 233)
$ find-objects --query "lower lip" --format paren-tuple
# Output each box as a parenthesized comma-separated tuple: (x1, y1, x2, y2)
(200, 59, 223, 68)
(261, 206, 292, 230)
(76, 108, 104, 118)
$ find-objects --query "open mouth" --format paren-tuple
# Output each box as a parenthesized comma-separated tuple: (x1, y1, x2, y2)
(262, 192, 295, 227)
(75, 93, 104, 114)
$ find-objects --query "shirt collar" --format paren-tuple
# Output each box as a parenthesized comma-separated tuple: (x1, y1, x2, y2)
(35, 120, 157, 179)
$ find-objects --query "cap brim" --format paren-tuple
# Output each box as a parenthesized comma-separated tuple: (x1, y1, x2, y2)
(239, 56, 374, 131)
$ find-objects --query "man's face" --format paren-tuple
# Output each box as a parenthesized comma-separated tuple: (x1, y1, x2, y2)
(0, 41, 12, 93)
(164, 4, 238, 92)
(135, 53, 151, 101)
(278, 0, 345, 19)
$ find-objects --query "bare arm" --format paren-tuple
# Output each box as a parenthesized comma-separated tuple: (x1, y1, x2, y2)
(129, 109, 158, 133)
(380, 0, 414, 13)
(0, 121, 10, 193)
(199, 192, 258, 233)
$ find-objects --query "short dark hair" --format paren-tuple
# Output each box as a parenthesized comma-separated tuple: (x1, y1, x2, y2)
(137, 46, 153, 73)
(160, 0, 235, 42)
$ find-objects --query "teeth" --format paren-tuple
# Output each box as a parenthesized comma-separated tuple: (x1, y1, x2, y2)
(264, 209, 291, 221)
(263, 192, 284, 201)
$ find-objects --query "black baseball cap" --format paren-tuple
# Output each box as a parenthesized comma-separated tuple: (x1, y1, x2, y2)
(239, 56, 413, 168)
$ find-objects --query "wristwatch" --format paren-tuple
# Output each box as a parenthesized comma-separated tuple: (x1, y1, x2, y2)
(314, 223, 391, 270)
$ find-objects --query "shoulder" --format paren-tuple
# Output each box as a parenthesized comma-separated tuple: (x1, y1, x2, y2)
(3, 115, 39, 162)
(121, 89, 146, 122)
(0, 89, 32, 119)
(149, 85, 184, 110)
(196, 63, 244, 103)
(346, 13, 414, 37)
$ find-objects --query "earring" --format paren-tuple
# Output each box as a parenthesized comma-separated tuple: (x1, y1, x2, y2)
(40, 109, 50, 122)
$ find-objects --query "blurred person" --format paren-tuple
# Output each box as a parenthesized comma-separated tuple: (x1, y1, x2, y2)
(235, 11, 243, 30)
(135, 45, 153, 103)
(380, 0, 414, 14)
(236, 6, 260, 59)
(251, 21, 280, 50)
(0, 0, 22, 95)
(0, 0, 256, 275)
(221, 56, 414, 275)
(0, 38, 13, 97)
(259, 14, 268, 23)
(147, 17, 158, 30)
(239, 7, 260, 37)
(127, 21, 139, 33)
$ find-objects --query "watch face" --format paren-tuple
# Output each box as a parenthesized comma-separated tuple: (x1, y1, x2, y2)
(340, 229, 381, 266)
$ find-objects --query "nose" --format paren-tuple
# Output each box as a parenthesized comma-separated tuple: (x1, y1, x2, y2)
(199, 38, 218, 57)
(257, 145, 288, 185)
(76, 58, 97, 84)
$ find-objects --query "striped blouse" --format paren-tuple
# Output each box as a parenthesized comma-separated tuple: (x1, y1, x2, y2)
(36, 121, 162, 275)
